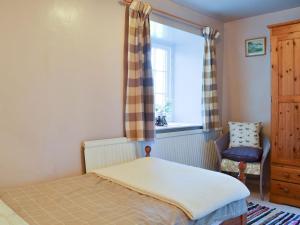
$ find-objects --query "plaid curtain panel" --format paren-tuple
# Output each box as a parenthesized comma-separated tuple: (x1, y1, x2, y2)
(125, 0, 154, 141)
(201, 27, 221, 131)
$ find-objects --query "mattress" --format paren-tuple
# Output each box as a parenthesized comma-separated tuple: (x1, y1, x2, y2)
(93, 157, 250, 220)
(0, 173, 247, 225)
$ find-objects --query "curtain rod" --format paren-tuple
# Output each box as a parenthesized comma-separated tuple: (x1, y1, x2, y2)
(119, 0, 205, 29)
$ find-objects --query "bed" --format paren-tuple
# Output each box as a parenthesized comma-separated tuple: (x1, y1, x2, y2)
(0, 137, 249, 225)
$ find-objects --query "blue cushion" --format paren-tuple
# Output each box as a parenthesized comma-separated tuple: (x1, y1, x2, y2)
(222, 146, 262, 162)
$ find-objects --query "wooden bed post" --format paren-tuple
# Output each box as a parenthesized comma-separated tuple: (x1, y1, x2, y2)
(145, 146, 151, 157)
(222, 214, 246, 225)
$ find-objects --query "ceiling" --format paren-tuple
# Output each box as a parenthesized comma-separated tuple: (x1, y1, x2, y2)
(170, 0, 300, 22)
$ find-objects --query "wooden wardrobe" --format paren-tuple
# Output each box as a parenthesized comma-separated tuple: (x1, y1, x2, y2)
(269, 19, 300, 207)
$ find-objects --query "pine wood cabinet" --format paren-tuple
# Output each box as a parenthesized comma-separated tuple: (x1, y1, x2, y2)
(269, 19, 300, 207)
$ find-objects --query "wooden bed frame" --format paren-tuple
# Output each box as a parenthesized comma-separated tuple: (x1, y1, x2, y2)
(146, 145, 247, 225)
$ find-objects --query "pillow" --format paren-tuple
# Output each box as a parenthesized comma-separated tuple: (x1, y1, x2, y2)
(222, 147, 262, 162)
(229, 121, 261, 149)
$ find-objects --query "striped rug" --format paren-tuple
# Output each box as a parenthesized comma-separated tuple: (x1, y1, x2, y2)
(247, 202, 300, 225)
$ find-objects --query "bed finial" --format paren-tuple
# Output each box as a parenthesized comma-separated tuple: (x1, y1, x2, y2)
(145, 146, 151, 157)
(238, 161, 246, 184)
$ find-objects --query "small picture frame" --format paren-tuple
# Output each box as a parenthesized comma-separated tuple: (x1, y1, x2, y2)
(245, 37, 266, 57)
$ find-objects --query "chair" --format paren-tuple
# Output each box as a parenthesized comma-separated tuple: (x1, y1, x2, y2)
(214, 132, 270, 200)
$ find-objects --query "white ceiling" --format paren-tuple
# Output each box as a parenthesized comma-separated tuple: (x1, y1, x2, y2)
(171, 0, 300, 22)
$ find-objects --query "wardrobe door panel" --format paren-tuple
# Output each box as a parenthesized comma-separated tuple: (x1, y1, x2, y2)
(277, 103, 294, 163)
(277, 103, 300, 165)
(279, 40, 294, 96)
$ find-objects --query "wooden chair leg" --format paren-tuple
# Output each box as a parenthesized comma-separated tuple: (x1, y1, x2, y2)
(238, 162, 246, 184)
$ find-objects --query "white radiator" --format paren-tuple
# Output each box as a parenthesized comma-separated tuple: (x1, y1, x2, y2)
(140, 129, 220, 170)
(84, 129, 220, 172)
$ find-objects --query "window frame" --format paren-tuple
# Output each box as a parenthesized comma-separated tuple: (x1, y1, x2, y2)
(150, 20, 205, 130)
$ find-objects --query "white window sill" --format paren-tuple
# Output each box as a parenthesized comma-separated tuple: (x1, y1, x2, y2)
(155, 122, 202, 134)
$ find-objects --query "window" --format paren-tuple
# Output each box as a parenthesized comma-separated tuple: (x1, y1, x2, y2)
(150, 21, 204, 126)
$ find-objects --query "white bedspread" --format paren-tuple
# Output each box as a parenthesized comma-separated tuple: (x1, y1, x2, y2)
(93, 157, 250, 220)
(0, 200, 29, 225)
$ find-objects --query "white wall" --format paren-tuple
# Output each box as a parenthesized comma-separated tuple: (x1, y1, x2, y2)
(222, 7, 300, 135)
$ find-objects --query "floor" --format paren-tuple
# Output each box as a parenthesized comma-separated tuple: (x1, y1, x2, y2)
(247, 182, 300, 214)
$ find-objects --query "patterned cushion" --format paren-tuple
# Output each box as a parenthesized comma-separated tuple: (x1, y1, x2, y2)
(221, 159, 260, 175)
(229, 121, 261, 148)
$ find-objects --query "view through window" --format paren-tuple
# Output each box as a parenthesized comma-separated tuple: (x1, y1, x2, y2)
(150, 21, 204, 126)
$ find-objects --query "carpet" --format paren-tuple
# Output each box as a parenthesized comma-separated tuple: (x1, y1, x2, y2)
(247, 202, 300, 225)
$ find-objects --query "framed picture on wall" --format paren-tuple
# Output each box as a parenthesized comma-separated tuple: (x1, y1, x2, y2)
(245, 37, 266, 57)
